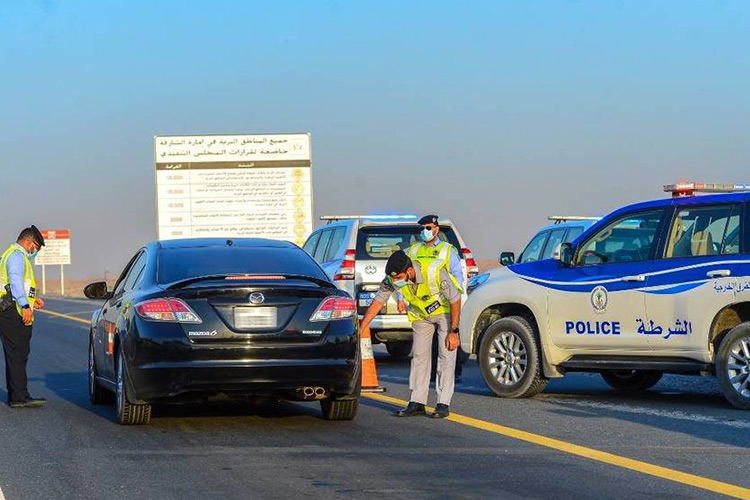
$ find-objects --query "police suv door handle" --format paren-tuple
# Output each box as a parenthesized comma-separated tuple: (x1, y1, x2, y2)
(707, 269, 732, 278)
(621, 275, 646, 282)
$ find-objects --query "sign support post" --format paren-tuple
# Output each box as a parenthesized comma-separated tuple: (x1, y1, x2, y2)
(60, 264, 65, 296)
(41, 265, 46, 295)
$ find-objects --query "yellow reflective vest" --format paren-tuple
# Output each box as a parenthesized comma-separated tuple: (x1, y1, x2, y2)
(406, 240, 463, 294)
(0, 245, 37, 321)
(399, 261, 459, 323)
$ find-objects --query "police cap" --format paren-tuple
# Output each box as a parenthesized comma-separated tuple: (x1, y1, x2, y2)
(31, 225, 45, 247)
(385, 250, 412, 277)
(18, 225, 45, 247)
(418, 214, 439, 226)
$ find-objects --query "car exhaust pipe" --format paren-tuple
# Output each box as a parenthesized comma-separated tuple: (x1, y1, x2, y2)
(292, 386, 328, 401)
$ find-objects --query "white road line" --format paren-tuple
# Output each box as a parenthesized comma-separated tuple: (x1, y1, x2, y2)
(542, 397, 750, 429)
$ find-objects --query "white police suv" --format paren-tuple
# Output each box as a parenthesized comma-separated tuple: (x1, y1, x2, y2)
(461, 183, 750, 409)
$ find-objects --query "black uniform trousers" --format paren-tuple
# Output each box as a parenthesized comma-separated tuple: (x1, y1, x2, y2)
(0, 306, 32, 403)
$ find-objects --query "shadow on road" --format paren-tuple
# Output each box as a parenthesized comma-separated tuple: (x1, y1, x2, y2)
(40, 370, 330, 424)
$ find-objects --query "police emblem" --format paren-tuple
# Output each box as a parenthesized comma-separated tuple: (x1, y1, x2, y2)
(590, 286, 608, 314)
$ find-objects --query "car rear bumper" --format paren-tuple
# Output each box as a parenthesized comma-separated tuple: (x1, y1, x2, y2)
(128, 358, 359, 402)
(362, 314, 413, 342)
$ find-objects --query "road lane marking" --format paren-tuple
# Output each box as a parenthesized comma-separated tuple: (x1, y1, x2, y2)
(363, 392, 750, 499)
(541, 397, 750, 429)
(36, 309, 91, 325)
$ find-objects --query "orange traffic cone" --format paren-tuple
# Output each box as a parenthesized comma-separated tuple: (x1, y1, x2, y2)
(360, 323, 385, 393)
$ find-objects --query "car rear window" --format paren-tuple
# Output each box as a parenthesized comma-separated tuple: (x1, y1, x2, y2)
(158, 246, 328, 284)
(356, 226, 462, 260)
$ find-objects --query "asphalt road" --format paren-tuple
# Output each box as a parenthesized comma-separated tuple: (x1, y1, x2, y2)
(1, 297, 749, 499)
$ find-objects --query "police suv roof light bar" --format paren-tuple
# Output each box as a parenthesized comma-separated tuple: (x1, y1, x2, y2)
(320, 215, 418, 224)
(548, 215, 601, 224)
(664, 183, 750, 198)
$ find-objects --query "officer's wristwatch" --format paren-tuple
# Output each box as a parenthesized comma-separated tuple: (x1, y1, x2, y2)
(22, 305, 30, 310)
(451, 327, 459, 334)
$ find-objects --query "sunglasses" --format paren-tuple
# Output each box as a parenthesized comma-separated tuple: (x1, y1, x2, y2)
(420, 225, 437, 231)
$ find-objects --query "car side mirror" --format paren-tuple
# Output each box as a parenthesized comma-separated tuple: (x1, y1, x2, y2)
(84, 281, 110, 300)
(499, 252, 515, 266)
(555, 243, 573, 266)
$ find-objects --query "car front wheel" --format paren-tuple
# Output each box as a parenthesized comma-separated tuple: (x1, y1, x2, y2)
(479, 316, 548, 398)
(717, 323, 750, 410)
(115, 348, 152, 425)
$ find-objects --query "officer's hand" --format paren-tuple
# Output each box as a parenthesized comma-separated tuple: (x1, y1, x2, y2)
(446, 332, 460, 351)
(34, 297, 45, 310)
(22, 308, 33, 326)
(397, 300, 406, 314)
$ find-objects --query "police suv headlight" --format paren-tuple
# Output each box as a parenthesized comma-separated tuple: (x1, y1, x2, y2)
(467, 273, 490, 294)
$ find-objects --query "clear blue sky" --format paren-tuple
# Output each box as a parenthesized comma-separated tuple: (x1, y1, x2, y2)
(1, 0, 749, 280)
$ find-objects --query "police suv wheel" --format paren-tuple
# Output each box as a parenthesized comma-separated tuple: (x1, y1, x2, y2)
(115, 349, 152, 425)
(479, 316, 548, 398)
(600, 370, 662, 391)
(88, 334, 112, 405)
(716, 323, 750, 410)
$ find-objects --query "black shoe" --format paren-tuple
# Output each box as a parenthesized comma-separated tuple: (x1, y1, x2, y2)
(431, 404, 450, 419)
(8, 397, 47, 409)
(393, 402, 426, 417)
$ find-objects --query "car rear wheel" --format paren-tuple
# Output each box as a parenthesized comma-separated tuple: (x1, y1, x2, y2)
(88, 334, 112, 405)
(320, 397, 359, 420)
(115, 349, 152, 425)
(600, 370, 662, 391)
(479, 316, 548, 398)
(386, 341, 412, 359)
(716, 323, 750, 410)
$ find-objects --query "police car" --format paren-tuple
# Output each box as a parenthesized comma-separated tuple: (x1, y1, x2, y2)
(498, 216, 599, 267)
(304, 215, 478, 358)
(461, 183, 750, 409)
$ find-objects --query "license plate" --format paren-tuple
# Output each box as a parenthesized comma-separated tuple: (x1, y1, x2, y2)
(234, 307, 277, 329)
(358, 292, 375, 307)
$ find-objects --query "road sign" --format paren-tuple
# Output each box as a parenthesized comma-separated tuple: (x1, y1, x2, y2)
(154, 133, 313, 247)
(35, 229, 71, 266)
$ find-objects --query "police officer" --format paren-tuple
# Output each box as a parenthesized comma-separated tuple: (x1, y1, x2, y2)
(0, 226, 47, 408)
(360, 250, 462, 419)
(396, 215, 467, 382)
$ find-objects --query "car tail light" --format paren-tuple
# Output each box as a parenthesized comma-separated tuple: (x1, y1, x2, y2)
(334, 249, 356, 281)
(462, 248, 480, 279)
(135, 298, 202, 324)
(310, 297, 356, 322)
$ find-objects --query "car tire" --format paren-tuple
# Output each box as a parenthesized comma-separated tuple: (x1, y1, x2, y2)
(386, 341, 412, 359)
(716, 323, 750, 410)
(320, 397, 359, 421)
(115, 348, 152, 425)
(600, 370, 662, 391)
(88, 334, 112, 405)
(479, 316, 548, 398)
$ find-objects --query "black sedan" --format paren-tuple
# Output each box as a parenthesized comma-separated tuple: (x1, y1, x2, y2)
(84, 238, 360, 425)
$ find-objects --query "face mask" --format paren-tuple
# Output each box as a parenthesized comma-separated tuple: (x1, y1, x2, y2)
(392, 278, 408, 289)
(420, 228, 435, 242)
(29, 251, 38, 263)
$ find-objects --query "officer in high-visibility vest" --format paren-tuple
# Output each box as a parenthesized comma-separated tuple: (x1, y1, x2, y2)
(0, 225, 47, 408)
(360, 250, 462, 419)
(395, 214, 467, 382)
